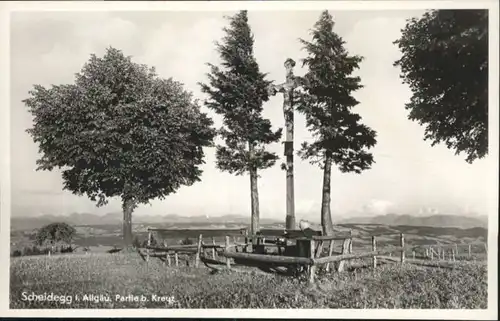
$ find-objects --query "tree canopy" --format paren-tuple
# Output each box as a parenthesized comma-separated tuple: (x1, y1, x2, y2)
(24, 47, 216, 245)
(297, 11, 377, 235)
(199, 11, 282, 235)
(394, 9, 488, 163)
(35, 222, 76, 246)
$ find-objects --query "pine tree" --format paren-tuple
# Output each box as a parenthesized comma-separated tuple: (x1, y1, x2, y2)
(200, 11, 282, 235)
(297, 11, 377, 235)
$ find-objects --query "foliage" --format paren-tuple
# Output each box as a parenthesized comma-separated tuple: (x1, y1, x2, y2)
(35, 222, 76, 246)
(180, 237, 194, 245)
(11, 244, 78, 257)
(296, 11, 377, 234)
(23, 47, 216, 245)
(132, 236, 142, 249)
(394, 10, 488, 163)
(60, 245, 77, 253)
(200, 11, 281, 175)
(297, 10, 377, 171)
(10, 253, 487, 308)
(199, 11, 282, 234)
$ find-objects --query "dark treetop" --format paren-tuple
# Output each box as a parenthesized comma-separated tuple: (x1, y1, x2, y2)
(24, 47, 216, 209)
(394, 9, 488, 163)
(297, 11, 377, 173)
(199, 10, 282, 176)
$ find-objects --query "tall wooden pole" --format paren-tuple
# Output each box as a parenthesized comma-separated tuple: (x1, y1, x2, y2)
(268, 58, 300, 230)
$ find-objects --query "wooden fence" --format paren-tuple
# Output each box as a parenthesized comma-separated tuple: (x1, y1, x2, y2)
(145, 228, 248, 266)
(409, 242, 487, 261)
(143, 228, 487, 284)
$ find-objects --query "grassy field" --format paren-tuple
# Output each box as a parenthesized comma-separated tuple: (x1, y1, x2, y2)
(10, 252, 487, 309)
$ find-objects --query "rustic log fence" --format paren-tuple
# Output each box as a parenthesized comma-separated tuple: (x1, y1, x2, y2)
(143, 227, 487, 284)
(410, 242, 488, 262)
(144, 227, 247, 266)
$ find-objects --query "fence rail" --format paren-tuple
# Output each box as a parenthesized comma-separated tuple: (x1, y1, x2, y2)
(143, 227, 487, 284)
(147, 228, 248, 237)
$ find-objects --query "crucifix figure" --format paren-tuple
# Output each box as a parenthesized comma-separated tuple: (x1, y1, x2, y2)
(268, 58, 301, 231)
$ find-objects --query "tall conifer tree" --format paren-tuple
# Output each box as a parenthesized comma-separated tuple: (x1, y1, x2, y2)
(200, 11, 282, 235)
(297, 11, 377, 235)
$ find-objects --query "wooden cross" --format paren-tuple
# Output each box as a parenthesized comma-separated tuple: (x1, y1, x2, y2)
(267, 58, 302, 231)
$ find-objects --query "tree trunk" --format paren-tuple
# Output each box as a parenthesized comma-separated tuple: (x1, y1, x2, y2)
(321, 153, 334, 236)
(122, 198, 135, 248)
(249, 143, 260, 236)
(250, 168, 260, 236)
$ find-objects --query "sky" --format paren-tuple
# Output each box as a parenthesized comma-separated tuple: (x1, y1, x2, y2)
(9, 9, 494, 221)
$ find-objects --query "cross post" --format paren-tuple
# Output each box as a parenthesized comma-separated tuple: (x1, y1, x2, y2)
(268, 58, 301, 231)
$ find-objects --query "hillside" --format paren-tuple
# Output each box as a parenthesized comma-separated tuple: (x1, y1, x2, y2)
(337, 213, 488, 229)
(10, 212, 282, 231)
(11, 212, 488, 231)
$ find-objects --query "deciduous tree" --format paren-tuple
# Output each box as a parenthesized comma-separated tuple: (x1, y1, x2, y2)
(297, 11, 377, 235)
(200, 11, 282, 235)
(394, 9, 488, 163)
(35, 222, 76, 247)
(24, 47, 215, 247)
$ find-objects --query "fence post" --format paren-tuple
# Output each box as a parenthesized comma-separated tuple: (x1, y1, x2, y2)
(315, 240, 324, 258)
(484, 243, 488, 254)
(337, 238, 350, 272)
(162, 240, 167, 266)
(325, 240, 335, 272)
(211, 237, 216, 259)
(468, 244, 472, 258)
(412, 250, 415, 260)
(174, 252, 179, 266)
(400, 233, 405, 264)
(308, 239, 316, 284)
(244, 236, 249, 253)
(225, 236, 231, 269)
(371, 236, 377, 268)
(452, 249, 455, 262)
(146, 229, 152, 262)
(430, 246, 434, 260)
(349, 230, 353, 253)
(455, 243, 458, 257)
(165, 241, 171, 266)
(195, 234, 203, 268)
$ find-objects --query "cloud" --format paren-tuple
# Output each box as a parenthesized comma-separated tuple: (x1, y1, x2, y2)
(362, 199, 395, 215)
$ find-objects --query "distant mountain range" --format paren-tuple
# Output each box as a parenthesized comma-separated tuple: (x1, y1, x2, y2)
(337, 213, 488, 229)
(10, 212, 282, 231)
(10, 212, 488, 231)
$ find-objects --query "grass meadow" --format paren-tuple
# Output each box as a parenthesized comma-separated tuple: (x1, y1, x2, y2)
(10, 251, 487, 309)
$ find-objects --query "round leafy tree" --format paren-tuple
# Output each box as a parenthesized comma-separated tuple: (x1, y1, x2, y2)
(24, 47, 216, 247)
(394, 9, 488, 163)
(35, 222, 76, 247)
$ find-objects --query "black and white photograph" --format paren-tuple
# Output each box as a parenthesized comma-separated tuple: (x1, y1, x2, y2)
(0, 0, 498, 318)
